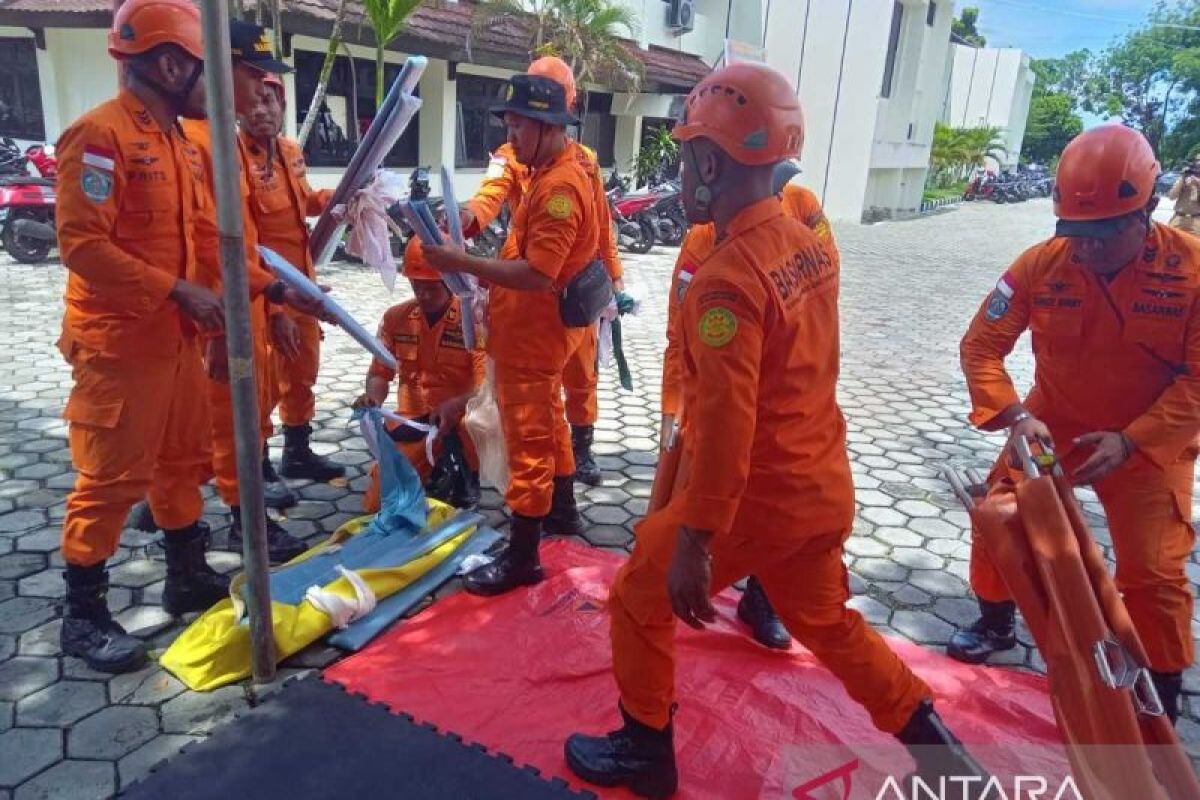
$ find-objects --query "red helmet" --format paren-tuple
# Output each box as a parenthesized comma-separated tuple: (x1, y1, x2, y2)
(673, 62, 804, 165)
(108, 0, 203, 61)
(528, 56, 577, 109)
(1054, 124, 1159, 224)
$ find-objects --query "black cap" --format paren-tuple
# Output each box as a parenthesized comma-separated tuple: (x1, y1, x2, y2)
(491, 74, 577, 126)
(1055, 217, 1124, 239)
(229, 19, 292, 74)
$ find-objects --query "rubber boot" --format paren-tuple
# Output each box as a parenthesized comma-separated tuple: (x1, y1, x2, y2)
(564, 704, 679, 799)
(737, 576, 791, 650)
(262, 443, 298, 510)
(463, 514, 544, 596)
(572, 424, 602, 486)
(1151, 670, 1183, 725)
(895, 699, 990, 797)
(162, 522, 231, 616)
(228, 506, 308, 565)
(125, 500, 157, 533)
(60, 563, 147, 674)
(946, 599, 1016, 664)
(544, 476, 585, 537)
(280, 424, 346, 481)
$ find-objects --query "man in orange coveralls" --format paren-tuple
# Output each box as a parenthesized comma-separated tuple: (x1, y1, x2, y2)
(952, 124, 1200, 725)
(241, 72, 348, 487)
(459, 56, 623, 487)
(354, 240, 485, 512)
(661, 159, 839, 651)
(423, 73, 602, 596)
(563, 62, 987, 798)
(55, 0, 230, 673)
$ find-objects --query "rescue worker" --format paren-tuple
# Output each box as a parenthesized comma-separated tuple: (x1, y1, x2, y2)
(56, 0, 229, 673)
(952, 124, 1200, 725)
(563, 62, 986, 797)
(661, 159, 839, 651)
(354, 240, 486, 512)
(1167, 156, 1200, 234)
(423, 73, 601, 595)
(240, 73, 347, 485)
(459, 56, 623, 487)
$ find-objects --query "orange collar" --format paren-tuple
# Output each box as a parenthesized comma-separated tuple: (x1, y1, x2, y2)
(719, 196, 785, 242)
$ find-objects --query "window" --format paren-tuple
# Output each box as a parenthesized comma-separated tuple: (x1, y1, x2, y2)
(881, 1, 904, 98)
(0, 38, 43, 140)
(926, 1, 937, 26)
(578, 92, 616, 167)
(455, 74, 509, 168)
(293, 50, 419, 168)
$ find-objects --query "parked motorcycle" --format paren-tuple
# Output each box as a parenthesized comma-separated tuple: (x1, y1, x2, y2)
(0, 138, 57, 264)
(609, 189, 656, 254)
(648, 181, 685, 247)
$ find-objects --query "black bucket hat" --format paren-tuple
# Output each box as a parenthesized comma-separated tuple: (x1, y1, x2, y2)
(229, 19, 292, 74)
(491, 74, 577, 126)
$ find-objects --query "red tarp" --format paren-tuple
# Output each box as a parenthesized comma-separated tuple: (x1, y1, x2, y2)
(325, 540, 1072, 799)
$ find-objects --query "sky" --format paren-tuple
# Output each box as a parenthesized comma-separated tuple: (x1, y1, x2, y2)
(968, 0, 1159, 58)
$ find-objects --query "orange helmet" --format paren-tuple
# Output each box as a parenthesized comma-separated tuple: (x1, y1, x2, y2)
(673, 62, 804, 166)
(528, 56, 577, 109)
(108, 0, 203, 61)
(402, 239, 441, 282)
(1054, 124, 1159, 235)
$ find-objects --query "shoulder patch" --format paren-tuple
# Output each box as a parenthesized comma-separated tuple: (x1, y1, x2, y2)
(81, 168, 113, 203)
(546, 194, 573, 220)
(984, 274, 1015, 322)
(698, 306, 738, 348)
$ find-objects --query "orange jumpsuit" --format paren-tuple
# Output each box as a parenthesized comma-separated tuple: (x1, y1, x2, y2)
(241, 131, 334, 427)
(468, 142, 621, 427)
(960, 223, 1200, 672)
(183, 121, 278, 507)
(613, 197, 929, 732)
(363, 293, 485, 512)
(488, 141, 598, 516)
(56, 90, 213, 566)
(662, 184, 837, 417)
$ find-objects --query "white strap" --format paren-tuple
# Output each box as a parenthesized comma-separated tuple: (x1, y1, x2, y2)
(304, 566, 378, 629)
(379, 408, 438, 467)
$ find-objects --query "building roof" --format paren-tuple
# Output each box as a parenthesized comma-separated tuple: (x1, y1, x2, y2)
(0, 0, 711, 92)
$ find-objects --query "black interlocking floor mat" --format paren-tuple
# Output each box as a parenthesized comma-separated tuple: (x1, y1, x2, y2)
(121, 676, 595, 799)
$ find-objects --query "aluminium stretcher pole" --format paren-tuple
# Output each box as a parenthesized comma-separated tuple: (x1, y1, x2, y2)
(199, 0, 276, 685)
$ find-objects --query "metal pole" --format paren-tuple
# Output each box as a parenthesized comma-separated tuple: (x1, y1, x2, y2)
(199, 0, 276, 685)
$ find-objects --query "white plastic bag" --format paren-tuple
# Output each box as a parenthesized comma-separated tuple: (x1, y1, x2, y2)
(464, 360, 509, 493)
(345, 169, 407, 292)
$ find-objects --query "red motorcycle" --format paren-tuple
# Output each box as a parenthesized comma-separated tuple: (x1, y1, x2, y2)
(0, 138, 57, 264)
(609, 190, 657, 254)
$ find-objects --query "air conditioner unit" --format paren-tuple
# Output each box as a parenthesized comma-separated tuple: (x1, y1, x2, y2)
(667, 0, 695, 34)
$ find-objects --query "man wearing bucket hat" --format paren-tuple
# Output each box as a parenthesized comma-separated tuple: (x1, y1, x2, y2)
(423, 72, 609, 596)
(563, 61, 986, 797)
(954, 124, 1200, 724)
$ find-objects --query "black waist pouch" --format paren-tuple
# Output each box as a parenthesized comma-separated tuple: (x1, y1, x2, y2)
(559, 259, 613, 328)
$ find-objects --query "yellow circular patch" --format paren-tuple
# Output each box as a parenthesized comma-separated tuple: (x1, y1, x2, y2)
(698, 307, 737, 348)
(546, 194, 573, 220)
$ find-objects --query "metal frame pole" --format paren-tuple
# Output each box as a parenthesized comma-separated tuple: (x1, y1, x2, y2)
(199, 0, 276, 685)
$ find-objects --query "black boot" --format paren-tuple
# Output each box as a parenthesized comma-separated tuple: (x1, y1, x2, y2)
(162, 522, 231, 616)
(463, 514, 544, 596)
(228, 507, 308, 565)
(565, 705, 679, 799)
(60, 563, 147, 674)
(544, 476, 585, 537)
(946, 599, 1016, 664)
(572, 424, 602, 486)
(262, 443, 298, 510)
(895, 700, 990, 796)
(125, 500, 157, 533)
(281, 424, 346, 481)
(1151, 670, 1183, 725)
(737, 576, 791, 650)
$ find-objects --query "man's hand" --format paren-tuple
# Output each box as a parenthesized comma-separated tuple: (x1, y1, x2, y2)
(1005, 414, 1053, 469)
(171, 280, 225, 332)
(282, 284, 336, 324)
(269, 313, 301, 360)
(205, 336, 229, 383)
(667, 527, 716, 630)
(351, 393, 380, 410)
(423, 243, 471, 274)
(430, 395, 468, 435)
(612, 277, 625, 293)
(459, 208, 478, 238)
(1071, 431, 1134, 485)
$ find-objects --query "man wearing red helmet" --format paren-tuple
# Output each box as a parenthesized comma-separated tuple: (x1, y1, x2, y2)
(953, 124, 1200, 725)
(564, 62, 985, 797)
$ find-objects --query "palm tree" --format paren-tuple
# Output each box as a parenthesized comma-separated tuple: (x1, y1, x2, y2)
(297, 0, 352, 147)
(930, 123, 1008, 186)
(362, 0, 425, 107)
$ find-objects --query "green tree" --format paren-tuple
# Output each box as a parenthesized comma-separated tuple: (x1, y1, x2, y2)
(952, 7, 986, 47)
(297, 0, 352, 148)
(634, 122, 678, 187)
(363, 0, 424, 107)
(929, 123, 1007, 186)
(1022, 94, 1083, 164)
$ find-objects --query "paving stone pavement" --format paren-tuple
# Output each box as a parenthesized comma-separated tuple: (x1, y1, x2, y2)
(0, 198, 1197, 796)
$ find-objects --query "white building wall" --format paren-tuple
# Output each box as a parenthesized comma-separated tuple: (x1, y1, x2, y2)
(945, 44, 1035, 168)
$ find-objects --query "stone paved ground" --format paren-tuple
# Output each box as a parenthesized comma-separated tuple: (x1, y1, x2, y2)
(0, 198, 1197, 798)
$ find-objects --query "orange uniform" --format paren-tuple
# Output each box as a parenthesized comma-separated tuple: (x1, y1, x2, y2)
(362, 292, 486, 512)
(612, 197, 929, 732)
(56, 89, 213, 565)
(184, 121, 278, 507)
(487, 140, 600, 515)
(960, 222, 1200, 672)
(469, 142, 621, 427)
(241, 131, 334, 427)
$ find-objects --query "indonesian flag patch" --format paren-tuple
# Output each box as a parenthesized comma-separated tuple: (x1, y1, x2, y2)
(985, 272, 1016, 321)
(81, 145, 116, 203)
